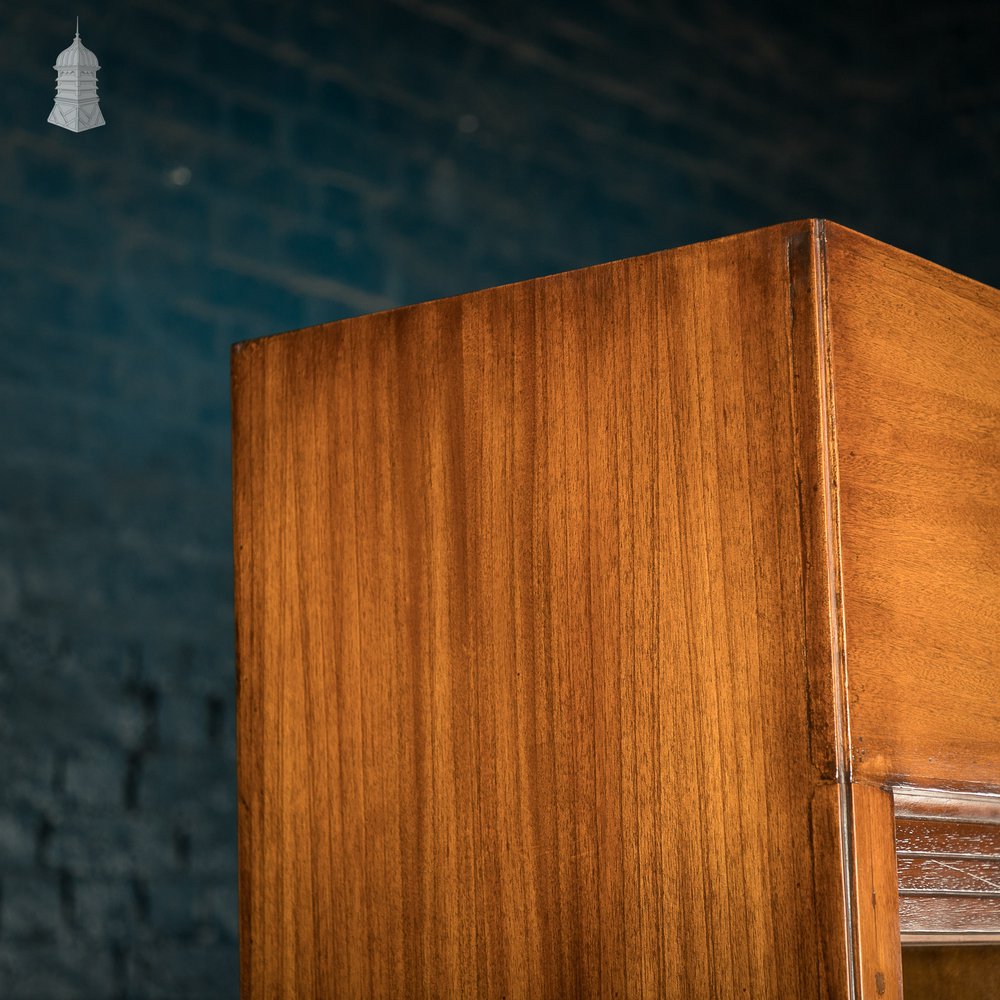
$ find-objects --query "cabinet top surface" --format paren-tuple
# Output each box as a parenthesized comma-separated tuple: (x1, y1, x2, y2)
(233, 219, 1000, 352)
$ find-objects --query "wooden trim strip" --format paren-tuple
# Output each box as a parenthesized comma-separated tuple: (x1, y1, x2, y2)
(894, 788, 1000, 824)
(808, 218, 863, 1000)
(901, 932, 1000, 945)
(849, 783, 904, 999)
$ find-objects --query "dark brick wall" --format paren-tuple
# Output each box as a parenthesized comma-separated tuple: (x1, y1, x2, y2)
(0, 1, 996, 997)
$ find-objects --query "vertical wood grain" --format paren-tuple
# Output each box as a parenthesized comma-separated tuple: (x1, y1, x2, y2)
(849, 783, 903, 999)
(232, 222, 854, 997)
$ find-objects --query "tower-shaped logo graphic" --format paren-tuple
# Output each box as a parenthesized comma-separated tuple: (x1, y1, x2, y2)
(48, 18, 105, 132)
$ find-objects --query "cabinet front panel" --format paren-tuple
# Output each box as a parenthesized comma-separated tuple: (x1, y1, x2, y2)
(825, 223, 1000, 789)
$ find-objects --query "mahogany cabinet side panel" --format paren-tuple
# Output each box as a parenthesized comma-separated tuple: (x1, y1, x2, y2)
(232, 223, 849, 997)
(824, 223, 1000, 789)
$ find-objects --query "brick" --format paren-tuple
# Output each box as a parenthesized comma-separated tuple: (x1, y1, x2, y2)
(184, 806, 238, 878)
(234, 0, 282, 42)
(146, 875, 205, 938)
(217, 209, 275, 265)
(320, 182, 367, 230)
(0, 942, 117, 999)
(49, 815, 176, 878)
(0, 560, 19, 621)
(226, 99, 277, 147)
(199, 880, 238, 943)
(62, 743, 126, 809)
(119, 240, 211, 299)
(128, 942, 239, 998)
(288, 118, 397, 189)
(284, 226, 384, 295)
(140, 302, 219, 361)
(198, 32, 312, 106)
(317, 77, 370, 128)
(285, 13, 356, 68)
(73, 878, 135, 943)
(157, 640, 227, 698)
(2, 873, 62, 942)
(199, 265, 303, 328)
(158, 691, 216, 750)
(0, 630, 145, 754)
(139, 751, 233, 816)
(301, 295, 357, 328)
(198, 152, 315, 214)
(0, 809, 36, 870)
(111, 9, 191, 60)
(122, 185, 212, 244)
(369, 95, 454, 154)
(132, 69, 224, 130)
(16, 149, 79, 201)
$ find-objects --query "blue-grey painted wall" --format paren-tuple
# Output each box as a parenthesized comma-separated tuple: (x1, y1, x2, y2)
(0, 1, 997, 997)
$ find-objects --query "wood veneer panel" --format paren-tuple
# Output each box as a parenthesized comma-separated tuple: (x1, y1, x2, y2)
(232, 222, 851, 997)
(902, 945, 1000, 1000)
(823, 222, 1000, 788)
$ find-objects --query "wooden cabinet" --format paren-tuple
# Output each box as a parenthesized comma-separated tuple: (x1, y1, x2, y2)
(231, 220, 999, 997)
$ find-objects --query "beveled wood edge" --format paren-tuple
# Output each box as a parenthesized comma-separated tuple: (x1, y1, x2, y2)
(229, 220, 1000, 363)
(810, 221, 853, 790)
(805, 220, 868, 998)
(822, 220, 1000, 303)
(893, 787, 1000, 824)
(866, 770, 1000, 797)
(794, 221, 1000, 797)
(810, 220, 852, 787)
(231, 220, 824, 353)
(813, 220, 918, 999)
(901, 932, 1000, 946)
